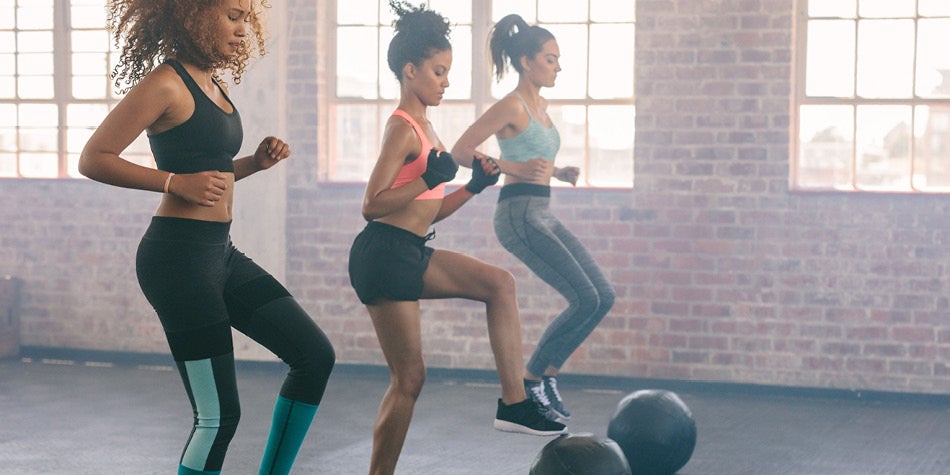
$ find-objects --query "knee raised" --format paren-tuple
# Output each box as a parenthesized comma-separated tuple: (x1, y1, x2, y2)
(487, 267, 517, 299)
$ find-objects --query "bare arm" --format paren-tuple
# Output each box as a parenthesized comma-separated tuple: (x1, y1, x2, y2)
(79, 67, 229, 206)
(233, 136, 291, 181)
(78, 69, 178, 193)
(361, 118, 430, 221)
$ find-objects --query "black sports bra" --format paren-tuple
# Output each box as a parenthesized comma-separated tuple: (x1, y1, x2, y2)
(148, 59, 242, 174)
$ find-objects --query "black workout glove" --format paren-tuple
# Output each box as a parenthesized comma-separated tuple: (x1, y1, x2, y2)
(465, 157, 500, 194)
(421, 149, 458, 189)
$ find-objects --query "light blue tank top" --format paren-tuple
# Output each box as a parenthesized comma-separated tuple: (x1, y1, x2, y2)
(497, 93, 560, 163)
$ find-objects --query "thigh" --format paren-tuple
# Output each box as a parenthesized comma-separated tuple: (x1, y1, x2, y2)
(366, 300, 424, 376)
(420, 249, 510, 301)
(223, 248, 331, 360)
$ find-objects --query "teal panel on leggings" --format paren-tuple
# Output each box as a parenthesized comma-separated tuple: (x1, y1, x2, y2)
(259, 396, 318, 475)
(178, 464, 221, 475)
(181, 359, 221, 471)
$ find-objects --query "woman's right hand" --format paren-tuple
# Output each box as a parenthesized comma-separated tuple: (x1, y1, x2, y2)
(166, 171, 229, 206)
(506, 158, 553, 182)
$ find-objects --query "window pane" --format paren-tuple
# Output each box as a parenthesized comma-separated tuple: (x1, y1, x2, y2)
(0, 32, 13, 53)
(335, 104, 379, 181)
(0, 53, 11, 73)
(72, 52, 107, 75)
(428, 0, 471, 24)
(913, 106, 950, 190)
(0, 0, 13, 30)
(798, 105, 854, 189)
(0, 76, 12, 98)
(855, 105, 912, 190)
(0, 127, 14, 150)
(0, 104, 13, 126)
(0, 153, 15, 177)
(337, 0, 377, 25)
(915, 19, 950, 98)
(379, 26, 398, 100)
(805, 20, 855, 97)
(445, 25, 471, 100)
(17, 4, 54, 30)
(18, 76, 54, 99)
(493, 0, 536, 23)
(71, 5, 108, 29)
(19, 128, 57, 152)
(19, 104, 57, 126)
(919, 0, 950, 16)
(337, 26, 379, 99)
(591, 0, 634, 22)
(858, 0, 915, 18)
(545, 24, 587, 99)
(809, 0, 855, 18)
(73, 76, 108, 99)
(18, 153, 58, 178)
(68, 103, 109, 128)
(17, 52, 53, 75)
(856, 19, 914, 98)
(17, 31, 53, 52)
(589, 24, 634, 99)
(539, 0, 587, 22)
(588, 105, 634, 187)
(71, 30, 109, 52)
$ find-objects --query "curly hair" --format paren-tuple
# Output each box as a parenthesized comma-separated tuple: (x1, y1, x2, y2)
(489, 14, 555, 81)
(386, 0, 452, 81)
(107, 0, 270, 93)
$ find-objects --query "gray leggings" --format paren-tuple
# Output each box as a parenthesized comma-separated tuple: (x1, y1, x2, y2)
(494, 184, 615, 377)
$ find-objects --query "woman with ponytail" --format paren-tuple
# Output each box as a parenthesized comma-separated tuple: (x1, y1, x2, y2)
(452, 13, 616, 424)
(80, 1, 335, 473)
(348, 3, 565, 474)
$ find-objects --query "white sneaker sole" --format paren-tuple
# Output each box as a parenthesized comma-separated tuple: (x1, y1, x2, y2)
(493, 419, 567, 436)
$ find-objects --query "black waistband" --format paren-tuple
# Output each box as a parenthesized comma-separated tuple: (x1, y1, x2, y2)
(365, 221, 435, 244)
(498, 183, 551, 202)
(142, 216, 231, 244)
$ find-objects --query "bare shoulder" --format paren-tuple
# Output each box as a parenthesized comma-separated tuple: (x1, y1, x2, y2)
(382, 115, 420, 162)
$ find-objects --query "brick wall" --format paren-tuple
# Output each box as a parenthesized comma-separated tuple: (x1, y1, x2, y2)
(0, 0, 947, 395)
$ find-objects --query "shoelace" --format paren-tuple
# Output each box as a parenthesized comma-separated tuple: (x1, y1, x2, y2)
(529, 382, 552, 406)
(545, 377, 564, 403)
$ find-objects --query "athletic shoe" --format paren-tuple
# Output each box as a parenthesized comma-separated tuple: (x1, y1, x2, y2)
(542, 375, 572, 421)
(524, 378, 559, 422)
(493, 398, 567, 436)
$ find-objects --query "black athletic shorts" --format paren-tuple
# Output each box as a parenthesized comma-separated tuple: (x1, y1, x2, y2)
(348, 221, 435, 305)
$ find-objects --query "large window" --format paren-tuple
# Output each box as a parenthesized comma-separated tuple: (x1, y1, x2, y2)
(793, 0, 950, 192)
(0, 0, 149, 179)
(323, 0, 636, 187)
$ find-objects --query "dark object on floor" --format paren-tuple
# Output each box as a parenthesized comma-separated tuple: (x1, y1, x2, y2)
(530, 433, 632, 475)
(607, 390, 696, 475)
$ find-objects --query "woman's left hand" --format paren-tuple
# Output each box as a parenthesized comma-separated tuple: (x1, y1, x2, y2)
(554, 166, 580, 186)
(253, 136, 291, 170)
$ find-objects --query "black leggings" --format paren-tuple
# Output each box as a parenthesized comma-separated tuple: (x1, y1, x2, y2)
(136, 217, 335, 472)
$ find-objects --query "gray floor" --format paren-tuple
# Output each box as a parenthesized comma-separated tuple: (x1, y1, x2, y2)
(1, 353, 948, 475)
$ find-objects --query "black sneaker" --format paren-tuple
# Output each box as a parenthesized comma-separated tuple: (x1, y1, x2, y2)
(542, 376, 572, 421)
(524, 378, 559, 422)
(493, 398, 567, 436)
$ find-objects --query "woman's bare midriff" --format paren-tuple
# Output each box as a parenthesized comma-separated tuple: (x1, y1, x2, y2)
(376, 199, 442, 237)
(155, 173, 235, 222)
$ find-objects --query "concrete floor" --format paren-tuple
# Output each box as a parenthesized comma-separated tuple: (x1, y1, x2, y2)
(1, 351, 948, 474)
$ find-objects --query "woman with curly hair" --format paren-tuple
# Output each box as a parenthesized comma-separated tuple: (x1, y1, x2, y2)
(348, 2, 565, 474)
(79, 1, 335, 473)
(451, 14, 616, 423)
